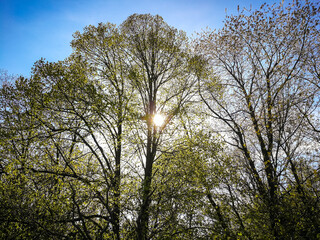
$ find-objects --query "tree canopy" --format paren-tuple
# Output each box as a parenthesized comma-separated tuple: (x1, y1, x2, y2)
(1, 1, 320, 239)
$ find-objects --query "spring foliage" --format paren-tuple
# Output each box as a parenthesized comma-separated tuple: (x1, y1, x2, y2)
(1, 1, 320, 239)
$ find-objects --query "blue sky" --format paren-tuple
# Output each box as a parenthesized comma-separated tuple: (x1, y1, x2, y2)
(0, 0, 278, 77)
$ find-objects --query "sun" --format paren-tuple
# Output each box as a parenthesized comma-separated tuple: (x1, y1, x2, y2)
(153, 113, 165, 127)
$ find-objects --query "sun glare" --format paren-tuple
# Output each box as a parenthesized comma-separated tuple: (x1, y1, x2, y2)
(153, 113, 165, 127)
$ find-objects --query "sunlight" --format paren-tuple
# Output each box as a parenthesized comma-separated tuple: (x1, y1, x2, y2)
(153, 113, 165, 127)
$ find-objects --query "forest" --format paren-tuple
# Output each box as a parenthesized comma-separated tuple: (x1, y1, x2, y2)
(1, 1, 320, 239)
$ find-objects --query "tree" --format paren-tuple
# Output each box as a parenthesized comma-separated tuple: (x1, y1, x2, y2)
(120, 14, 197, 239)
(29, 57, 115, 239)
(197, 0, 320, 238)
(71, 23, 134, 239)
(0, 74, 78, 239)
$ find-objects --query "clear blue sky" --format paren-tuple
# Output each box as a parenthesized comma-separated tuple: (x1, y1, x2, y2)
(0, 0, 279, 77)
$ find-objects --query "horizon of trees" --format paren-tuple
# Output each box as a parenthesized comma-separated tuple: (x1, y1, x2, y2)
(1, 1, 320, 239)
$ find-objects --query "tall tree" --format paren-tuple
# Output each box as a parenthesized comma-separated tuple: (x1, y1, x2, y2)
(197, 0, 320, 238)
(120, 14, 196, 239)
(71, 23, 134, 239)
